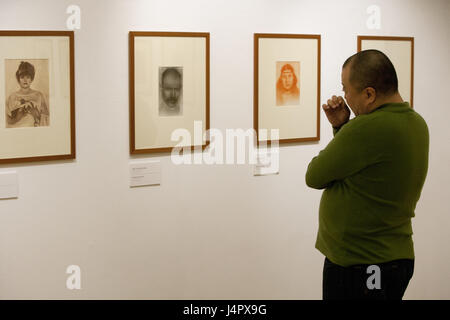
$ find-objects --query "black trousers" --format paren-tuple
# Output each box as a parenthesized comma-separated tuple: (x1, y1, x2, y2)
(323, 257, 414, 300)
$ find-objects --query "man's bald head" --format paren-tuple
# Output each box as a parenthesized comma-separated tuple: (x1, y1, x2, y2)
(343, 49, 398, 96)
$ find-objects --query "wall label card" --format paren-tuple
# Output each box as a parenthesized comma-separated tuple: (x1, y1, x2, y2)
(253, 149, 279, 176)
(0, 171, 18, 199)
(129, 161, 161, 187)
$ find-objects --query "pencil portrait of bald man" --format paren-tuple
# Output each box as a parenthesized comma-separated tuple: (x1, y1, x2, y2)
(159, 67, 183, 116)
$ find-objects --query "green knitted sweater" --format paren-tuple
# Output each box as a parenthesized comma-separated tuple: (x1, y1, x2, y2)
(306, 102, 429, 267)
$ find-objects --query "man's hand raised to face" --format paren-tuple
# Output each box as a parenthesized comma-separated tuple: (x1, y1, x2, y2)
(322, 95, 351, 128)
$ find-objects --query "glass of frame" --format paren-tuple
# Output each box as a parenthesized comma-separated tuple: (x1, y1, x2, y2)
(254, 33, 321, 145)
(0, 31, 75, 164)
(129, 31, 210, 154)
(358, 35, 414, 107)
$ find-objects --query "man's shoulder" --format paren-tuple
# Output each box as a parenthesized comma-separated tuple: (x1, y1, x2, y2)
(339, 114, 374, 133)
(348, 107, 408, 127)
(343, 106, 428, 140)
(336, 112, 392, 142)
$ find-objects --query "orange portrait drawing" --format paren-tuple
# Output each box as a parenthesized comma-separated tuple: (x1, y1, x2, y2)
(276, 61, 300, 106)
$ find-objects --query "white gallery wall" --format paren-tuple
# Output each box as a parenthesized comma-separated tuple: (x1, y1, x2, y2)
(0, 0, 449, 299)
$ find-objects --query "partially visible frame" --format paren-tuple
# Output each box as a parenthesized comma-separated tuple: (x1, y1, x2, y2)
(0, 30, 75, 164)
(129, 31, 210, 154)
(358, 35, 414, 107)
(254, 33, 321, 145)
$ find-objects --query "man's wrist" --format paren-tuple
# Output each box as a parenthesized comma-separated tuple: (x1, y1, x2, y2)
(332, 119, 349, 130)
(332, 120, 349, 136)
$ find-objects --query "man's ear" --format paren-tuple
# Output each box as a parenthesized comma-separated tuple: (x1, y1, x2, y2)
(365, 87, 377, 104)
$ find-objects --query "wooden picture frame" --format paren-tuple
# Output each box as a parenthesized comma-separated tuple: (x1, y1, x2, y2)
(358, 35, 414, 107)
(0, 30, 75, 164)
(129, 31, 210, 154)
(254, 33, 321, 145)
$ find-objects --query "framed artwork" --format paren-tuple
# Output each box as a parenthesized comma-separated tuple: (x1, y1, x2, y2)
(129, 31, 210, 154)
(254, 33, 321, 145)
(358, 36, 414, 107)
(0, 31, 75, 164)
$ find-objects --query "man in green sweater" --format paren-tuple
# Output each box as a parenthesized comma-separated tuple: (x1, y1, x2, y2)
(306, 50, 429, 300)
